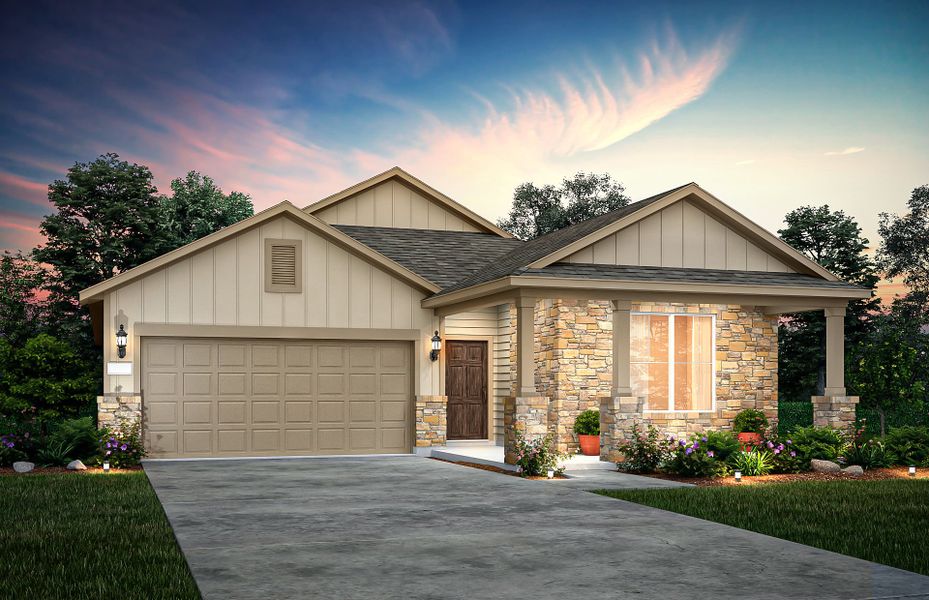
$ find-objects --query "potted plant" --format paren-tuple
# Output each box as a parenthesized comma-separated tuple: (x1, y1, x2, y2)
(733, 409, 768, 450)
(574, 409, 601, 456)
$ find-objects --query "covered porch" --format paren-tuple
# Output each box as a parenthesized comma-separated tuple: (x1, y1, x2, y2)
(425, 271, 869, 466)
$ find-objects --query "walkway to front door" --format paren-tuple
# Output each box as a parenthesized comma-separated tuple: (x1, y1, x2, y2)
(445, 340, 487, 439)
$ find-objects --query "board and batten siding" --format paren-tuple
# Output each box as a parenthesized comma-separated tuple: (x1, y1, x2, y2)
(564, 199, 795, 273)
(314, 180, 483, 232)
(103, 216, 439, 395)
(442, 303, 512, 443)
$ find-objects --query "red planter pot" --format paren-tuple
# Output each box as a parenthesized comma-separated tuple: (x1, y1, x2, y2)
(737, 432, 763, 451)
(578, 434, 600, 456)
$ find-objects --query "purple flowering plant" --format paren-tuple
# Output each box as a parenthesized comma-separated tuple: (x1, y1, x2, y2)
(758, 434, 806, 473)
(665, 433, 729, 477)
(96, 419, 146, 468)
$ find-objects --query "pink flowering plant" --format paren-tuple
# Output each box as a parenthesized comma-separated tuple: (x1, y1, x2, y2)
(616, 423, 671, 473)
(512, 427, 567, 477)
(97, 419, 145, 468)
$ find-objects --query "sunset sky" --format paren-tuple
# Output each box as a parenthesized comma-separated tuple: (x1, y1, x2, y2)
(1, 1, 927, 254)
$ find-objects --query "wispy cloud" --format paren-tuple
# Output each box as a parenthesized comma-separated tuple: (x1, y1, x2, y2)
(824, 146, 865, 156)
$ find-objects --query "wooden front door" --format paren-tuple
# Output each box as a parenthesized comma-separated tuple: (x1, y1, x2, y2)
(446, 340, 488, 440)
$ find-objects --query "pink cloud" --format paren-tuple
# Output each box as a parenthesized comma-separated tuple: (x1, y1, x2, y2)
(0, 172, 49, 206)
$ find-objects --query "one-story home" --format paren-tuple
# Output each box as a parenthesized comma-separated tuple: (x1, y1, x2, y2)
(79, 167, 870, 463)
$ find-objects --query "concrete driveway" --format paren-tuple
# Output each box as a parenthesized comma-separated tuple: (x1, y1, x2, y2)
(145, 456, 929, 600)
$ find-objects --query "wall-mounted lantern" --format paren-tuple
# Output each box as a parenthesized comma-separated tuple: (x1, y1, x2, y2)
(430, 331, 442, 362)
(115, 324, 128, 359)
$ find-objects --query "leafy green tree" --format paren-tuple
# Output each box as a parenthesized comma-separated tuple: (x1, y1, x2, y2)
(878, 185, 929, 313)
(777, 206, 879, 400)
(0, 253, 47, 347)
(159, 171, 253, 248)
(498, 172, 629, 239)
(0, 334, 98, 423)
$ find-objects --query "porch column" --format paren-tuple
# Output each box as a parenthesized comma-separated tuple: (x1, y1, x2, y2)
(611, 300, 632, 397)
(515, 296, 537, 396)
(824, 307, 846, 397)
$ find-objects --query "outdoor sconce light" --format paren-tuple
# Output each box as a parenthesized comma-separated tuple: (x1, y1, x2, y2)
(115, 324, 128, 359)
(909, 466, 917, 477)
(733, 470, 742, 483)
(430, 330, 442, 362)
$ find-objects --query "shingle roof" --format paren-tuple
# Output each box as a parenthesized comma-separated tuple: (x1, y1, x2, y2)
(430, 184, 690, 296)
(333, 225, 524, 289)
(520, 263, 867, 291)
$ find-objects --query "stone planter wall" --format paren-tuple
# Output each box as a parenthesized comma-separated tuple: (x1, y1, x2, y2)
(415, 395, 448, 447)
(600, 395, 645, 462)
(503, 396, 548, 464)
(811, 395, 859, 430)
(97, 394, 142, 430)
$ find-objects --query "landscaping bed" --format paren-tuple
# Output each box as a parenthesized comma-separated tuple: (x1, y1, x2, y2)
(640, 466, 927, 486)
(0, 471, 200, 599)
(595, 479, 929, 577)
(431, 457, 568, 479)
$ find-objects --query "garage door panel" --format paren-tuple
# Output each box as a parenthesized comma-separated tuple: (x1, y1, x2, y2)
(143, 338, 411, 458)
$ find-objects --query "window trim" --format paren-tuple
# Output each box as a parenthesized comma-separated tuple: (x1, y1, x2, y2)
(264, 238, 303, 293)
(631, 311, 717, 414)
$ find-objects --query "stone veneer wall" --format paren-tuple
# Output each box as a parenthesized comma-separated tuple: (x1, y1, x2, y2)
(415, 395, 448, 447)
(97, 394, 142, 430)
(508, 300, 779, 452)
(811, 395, 859, 430)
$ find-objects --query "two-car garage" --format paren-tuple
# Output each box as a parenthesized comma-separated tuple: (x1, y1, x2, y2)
(141, 338, 413, 458)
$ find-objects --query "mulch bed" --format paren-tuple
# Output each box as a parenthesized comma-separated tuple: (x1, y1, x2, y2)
(430, 457, 567, 480)
(0, 465, 143, 476)
(639, 466, 928, 487)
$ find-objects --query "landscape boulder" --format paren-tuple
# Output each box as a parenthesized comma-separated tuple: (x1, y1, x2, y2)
(12, 461, 35, 473)
(810, 459, 841, 473)
(842, 465, 864, 476)
(67, 460, 87, 471)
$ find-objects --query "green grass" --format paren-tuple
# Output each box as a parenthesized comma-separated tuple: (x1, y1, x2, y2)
(0, 472, 200, 599)
(596, 480, 929, 576)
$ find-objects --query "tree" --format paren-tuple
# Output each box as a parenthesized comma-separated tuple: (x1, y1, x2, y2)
(159, 171, 253, 248)
(498, 172, 629, 239)
(878, 185, 929, 313)
(32, 154, 164, 353)
(776, 206, 879, 400)
(0, 253, 47, 347)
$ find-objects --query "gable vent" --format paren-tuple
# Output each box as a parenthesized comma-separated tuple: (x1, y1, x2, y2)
(270, 244, 297, 286)
(264, 238, 303, 293)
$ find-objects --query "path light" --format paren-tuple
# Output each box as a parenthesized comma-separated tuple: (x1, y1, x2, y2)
(429, 331, 442, 362)
(547, 469, 554, 479)
(103, 461, 110, 473)
(115, 324, 128, 359)
(734, 470, 742, 483)
(909, 466, 917, 477)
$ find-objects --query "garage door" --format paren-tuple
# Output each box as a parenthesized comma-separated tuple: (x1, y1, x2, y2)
(142, 338, 412, 458)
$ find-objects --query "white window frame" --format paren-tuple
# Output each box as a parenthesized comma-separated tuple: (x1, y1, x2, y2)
(632, 312, 717, 414)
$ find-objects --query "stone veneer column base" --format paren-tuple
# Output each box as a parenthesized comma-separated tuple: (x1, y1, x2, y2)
(415, 395, 448, 448)
(600, 395, 644, 463)
(504, 396, 549, 465)
(811, 395, 859, 430)
(97, 394, 142, 430)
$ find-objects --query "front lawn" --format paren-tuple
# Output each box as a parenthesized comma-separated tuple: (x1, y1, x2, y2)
(0, 471, 200, 599)
(596, 480, 929, 576)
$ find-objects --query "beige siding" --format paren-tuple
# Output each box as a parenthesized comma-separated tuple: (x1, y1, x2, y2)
(104, 215, 438, 395)
(565, 199, 796, 273)
(442, 304, 511, 443)
(314, 180, 482, 232)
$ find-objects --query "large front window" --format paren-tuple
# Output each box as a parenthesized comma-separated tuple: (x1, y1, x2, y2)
(631, 313, 715, 411)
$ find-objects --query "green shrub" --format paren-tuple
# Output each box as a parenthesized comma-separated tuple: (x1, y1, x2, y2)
(704, 430, 741, 463)
(759, 436, 807, 473)
(733, 409, 768, 434)
(885, 426, 929, 467)
(729, 449, 774, 476)
(48, 417, 98, 461)
(98, 420, 146, 469)
(0, 335, 97, 423)
(856, 407, 929, 436)
(0, 413, 40, 464)
(844, 439, 891, 469)
(616, 423, 670, 473)
(789, 426, 848, 463)
(511, 428, 567, 477)
(35, 439, 76, 467)
(573, 409, 600, 436)
(778, 402, 813, 434)
(664, 434, 728, 478)
(0, 433, 26, 466)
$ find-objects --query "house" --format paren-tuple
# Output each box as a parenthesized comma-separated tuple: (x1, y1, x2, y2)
(79, 167, 870, 463)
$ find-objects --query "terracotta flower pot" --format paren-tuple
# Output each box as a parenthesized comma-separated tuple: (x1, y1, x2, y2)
(578, 434, 600, 456)
(737, 432, 762, 451)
